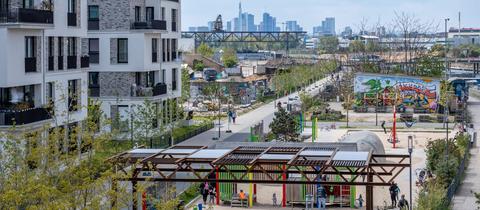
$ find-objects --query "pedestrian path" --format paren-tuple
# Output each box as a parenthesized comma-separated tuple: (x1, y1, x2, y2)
(451, 96, 480, 210)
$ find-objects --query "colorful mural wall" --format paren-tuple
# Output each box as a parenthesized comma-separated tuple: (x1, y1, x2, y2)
(353, 74, 440, 111)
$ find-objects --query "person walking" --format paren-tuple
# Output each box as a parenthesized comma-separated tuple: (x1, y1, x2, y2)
(398, 194, 409, 210)
(389, 182, 398, 207)
(208, 187, 216, 205)
(357, 194, 364, 208)
(272, 193, 278, 207)
(200, 182, 210, 204)
(318, 185, 327, 210)
(381, 121, 387, 134)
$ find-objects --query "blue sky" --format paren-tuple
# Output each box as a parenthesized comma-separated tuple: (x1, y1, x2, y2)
(181, 0, 480, 33)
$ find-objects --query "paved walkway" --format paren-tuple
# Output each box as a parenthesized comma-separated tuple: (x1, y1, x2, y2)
(178, 73, 338, 147)
(451, 96, 480, 210)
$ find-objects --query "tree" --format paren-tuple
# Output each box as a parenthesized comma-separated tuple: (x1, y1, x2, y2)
(193, 59, 205, 71)
(269, 108, 300, 142)
(197, 43, 214, 58)
(130, 100, 164, 147)
(349, 40, 366, 53)
(319, 36, 339, 54)
(180, 66, 191, 103)
(222, 48, 238, 68)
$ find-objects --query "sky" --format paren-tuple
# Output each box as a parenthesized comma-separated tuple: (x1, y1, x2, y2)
(181, 0, 480, 33)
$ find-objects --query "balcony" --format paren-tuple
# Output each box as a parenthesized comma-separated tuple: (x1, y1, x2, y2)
(81, 56, 89, 68)
(67, 56, 77, 69)
(0, 107, 51, 126)
(88, 19, 99, 30)
(131, 20, 166, 30)
(48, 56, 54, 71)
(67, 13, 77, 26)
(58, 56, 64, 70)
(153, 83, 167, 96)
(25, 57, 36, 73)
(0, 8, 53, 25)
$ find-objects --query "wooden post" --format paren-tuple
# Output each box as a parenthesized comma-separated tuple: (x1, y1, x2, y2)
(282, 164, 287, 207)
(366, 173, 373, 210)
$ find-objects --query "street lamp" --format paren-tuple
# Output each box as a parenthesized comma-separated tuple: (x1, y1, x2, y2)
(408, 135, 414, 210)
(444, 18, 450, 160)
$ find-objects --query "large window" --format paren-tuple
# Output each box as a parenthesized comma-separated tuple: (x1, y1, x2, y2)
(172, 68, 177, 90)
(134, 6, 141, 22)
(88, 72, 99, 87)
(171, 9, 177, 31)
(88, 5, 99, 30)
(47, 82, 54, 108)
(68, 79, 79, 112)
(117, 38, 128, 63)
(161, 7, 165, 20)
(68, 0, 76, 13)
(162, 69, 166, 83)
(162, 39, 166, 62)
(88, 38, 99, 64)
(146, 7, 154, 22)
(25, 37, 35, 58)
(152, 38, 158, 63)
(67, 37, 76, 56)
(58, 37, 64, 70)
(23, 0, 33, 9)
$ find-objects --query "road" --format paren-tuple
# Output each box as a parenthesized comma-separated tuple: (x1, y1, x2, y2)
(178, 72, 340, 147)
(451, 96, 480, 210)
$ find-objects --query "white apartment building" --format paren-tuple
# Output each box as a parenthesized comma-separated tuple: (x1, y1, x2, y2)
(86, 0, 182, 133)
(0, 0, 89, 137)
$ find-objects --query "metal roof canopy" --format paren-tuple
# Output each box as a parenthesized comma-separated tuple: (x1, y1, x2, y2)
(110, 145, 410, 187)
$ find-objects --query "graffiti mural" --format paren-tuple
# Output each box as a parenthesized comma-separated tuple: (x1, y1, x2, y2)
(354, 74, 440, 111)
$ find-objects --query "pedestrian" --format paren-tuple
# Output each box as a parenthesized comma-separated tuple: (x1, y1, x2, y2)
(394, 183, 400, 201)
(389, 182, 398, 207)
(227, 110, 232, 123)
(200, 182, 210, 204)
(232, 111, 237, 124)
(357, 194, 364, 208)
(398, 194, 409, 210)
(239, 189, 246, 207)
(381, 121, 387, 134)
(318, 185, 327, 210)
(208, 187, 216, 205)
(272, 193, 277, 207)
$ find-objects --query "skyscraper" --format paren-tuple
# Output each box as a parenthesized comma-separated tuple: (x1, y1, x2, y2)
(226, 21, 232, 32)
(313, 17, 336, 36)
(262, 13, 276, 32)
(286, 21, 302, 32)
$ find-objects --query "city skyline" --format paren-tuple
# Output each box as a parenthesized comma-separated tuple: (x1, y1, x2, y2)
(182, 0, 480, 33)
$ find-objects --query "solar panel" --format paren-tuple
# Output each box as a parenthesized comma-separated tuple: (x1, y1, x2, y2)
(332, 151, 369, 161)
(187, 149, 232, 159)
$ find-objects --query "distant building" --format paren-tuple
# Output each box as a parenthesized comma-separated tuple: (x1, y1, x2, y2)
(196, 26, 209, 32)
(313, 17, 335, 36)
(261, 13, 276, 32)
(188, 27, 197, 32)
(376, 26, 386, 37)
(208, 21, 215, 31)
(286, 21, 302, 32)
(305, 38, 319, 49)
(226, 21, 232, 32)
(341, 26, 353, 38)
(449, 28, 480, 46)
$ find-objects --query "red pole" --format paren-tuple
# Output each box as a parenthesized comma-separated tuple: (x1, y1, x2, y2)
(254, 184, 257, 202)
(282, 164, 287, 207)
(216, 167, 220, 205)
(393, 105, 397, 148)
(142, 192, 146, 210)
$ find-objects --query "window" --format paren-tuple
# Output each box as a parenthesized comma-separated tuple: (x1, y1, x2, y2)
(162, 39, 166, 62)
(161, 7, 165, 20)
(166, 39, 171, 61)
(23, 85, 35, 107)
(23, 0, 33, 9)
(146, 7, 154, 22)
(162, 69, 166, 83)
(171, 9, 177, 31)
(88, 38, 99, 63)
(134, 6, 141, 22)
(47, 82, 54, 108)
(67, 37, 76, 56)
(172, 68, 177, 90)
(58, 37, 63, 56)
(68, 79, 79, 112)
(88, 6, 99, 20)
(171, 39, 177, 60)
(68, 0, 76, 13)
(135, 72, 142, 86)
(48, 37, 54, 57)
(152, 38, 158, 63)
(147, 71, 155, 87)
(88, 72, 99, 87)
(117, 38, 128, 63)
(25, 37, 35, 58)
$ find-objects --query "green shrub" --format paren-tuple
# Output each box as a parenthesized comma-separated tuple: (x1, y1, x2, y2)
(416, 183, 448, 210)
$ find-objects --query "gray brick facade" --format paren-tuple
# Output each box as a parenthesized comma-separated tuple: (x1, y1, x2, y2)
(88, 0, 131, 31)
(99, 72, 135, 97)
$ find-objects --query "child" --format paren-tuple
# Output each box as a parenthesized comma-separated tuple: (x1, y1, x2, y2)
(272, 193, 278, 207)
(357, 194, 364, 208)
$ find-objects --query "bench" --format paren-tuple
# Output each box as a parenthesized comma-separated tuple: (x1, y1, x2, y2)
(230, 196, 247, 208)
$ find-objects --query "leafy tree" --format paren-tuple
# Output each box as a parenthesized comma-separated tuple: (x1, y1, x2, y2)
(180, 67, 191, 103)
(414, 55, 443, 77)
(318, 36, 339, 54)
(269, 108, 300, 142)
(349, 40, 366, 53)
(193, 59, 205, 71)
(222, 48, 238, 68)
(416, 182, 448, 210)
(197, 43, 214, 58)
(130, 100, 164, 146)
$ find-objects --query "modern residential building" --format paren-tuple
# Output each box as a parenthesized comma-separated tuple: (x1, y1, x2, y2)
(86, 0, 182, 134)
(0, 0, 89, 137)
(286, 20, 302, 32)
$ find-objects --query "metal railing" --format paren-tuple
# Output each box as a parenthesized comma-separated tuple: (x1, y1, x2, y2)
(0, 107, 51, 125)
(131, 20, 166, 30)
(67, 55, 77, 69)
(153, 83, 167, 96)
(150, 122, 215, 148)
(25, 57, 36, 72)
(81, 56, 89, 68)
(0, 8, 53, 24)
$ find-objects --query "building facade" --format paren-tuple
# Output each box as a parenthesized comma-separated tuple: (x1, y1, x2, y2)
(0, 0, 89, 133)
(86, 0, 182, 134)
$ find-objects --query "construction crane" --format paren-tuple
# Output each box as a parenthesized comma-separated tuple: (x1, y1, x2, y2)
(213, 15, 223, 32)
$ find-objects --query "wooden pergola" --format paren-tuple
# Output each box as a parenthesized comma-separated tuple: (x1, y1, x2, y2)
(109, 145, 410, 210)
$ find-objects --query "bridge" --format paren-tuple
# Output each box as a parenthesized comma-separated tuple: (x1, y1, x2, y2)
(181, 31, 307, 51)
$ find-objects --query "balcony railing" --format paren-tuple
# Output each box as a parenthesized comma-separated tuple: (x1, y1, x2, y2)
(131, 20, 166, 30)
(0, 107, 51, 126)
(67, 13, 77, 26)
(48, 56, 54, 71)
(67, 56, 77, 69)
(81, 56, 89, 68)
(153, 83, 167, 96)
(88, 19, 99, 30)
(58, 56, 64, 70)
(0, 8, 53, 24)
(25, 57, 36, 72)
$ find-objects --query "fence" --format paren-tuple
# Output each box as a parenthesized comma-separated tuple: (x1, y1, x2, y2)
(149, 121, 214, 148)
(445, 131, 477, 204)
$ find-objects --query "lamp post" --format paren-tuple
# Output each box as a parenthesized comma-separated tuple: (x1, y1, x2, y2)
(444, 18, 450, 160)
(408, 135, 414, 210)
